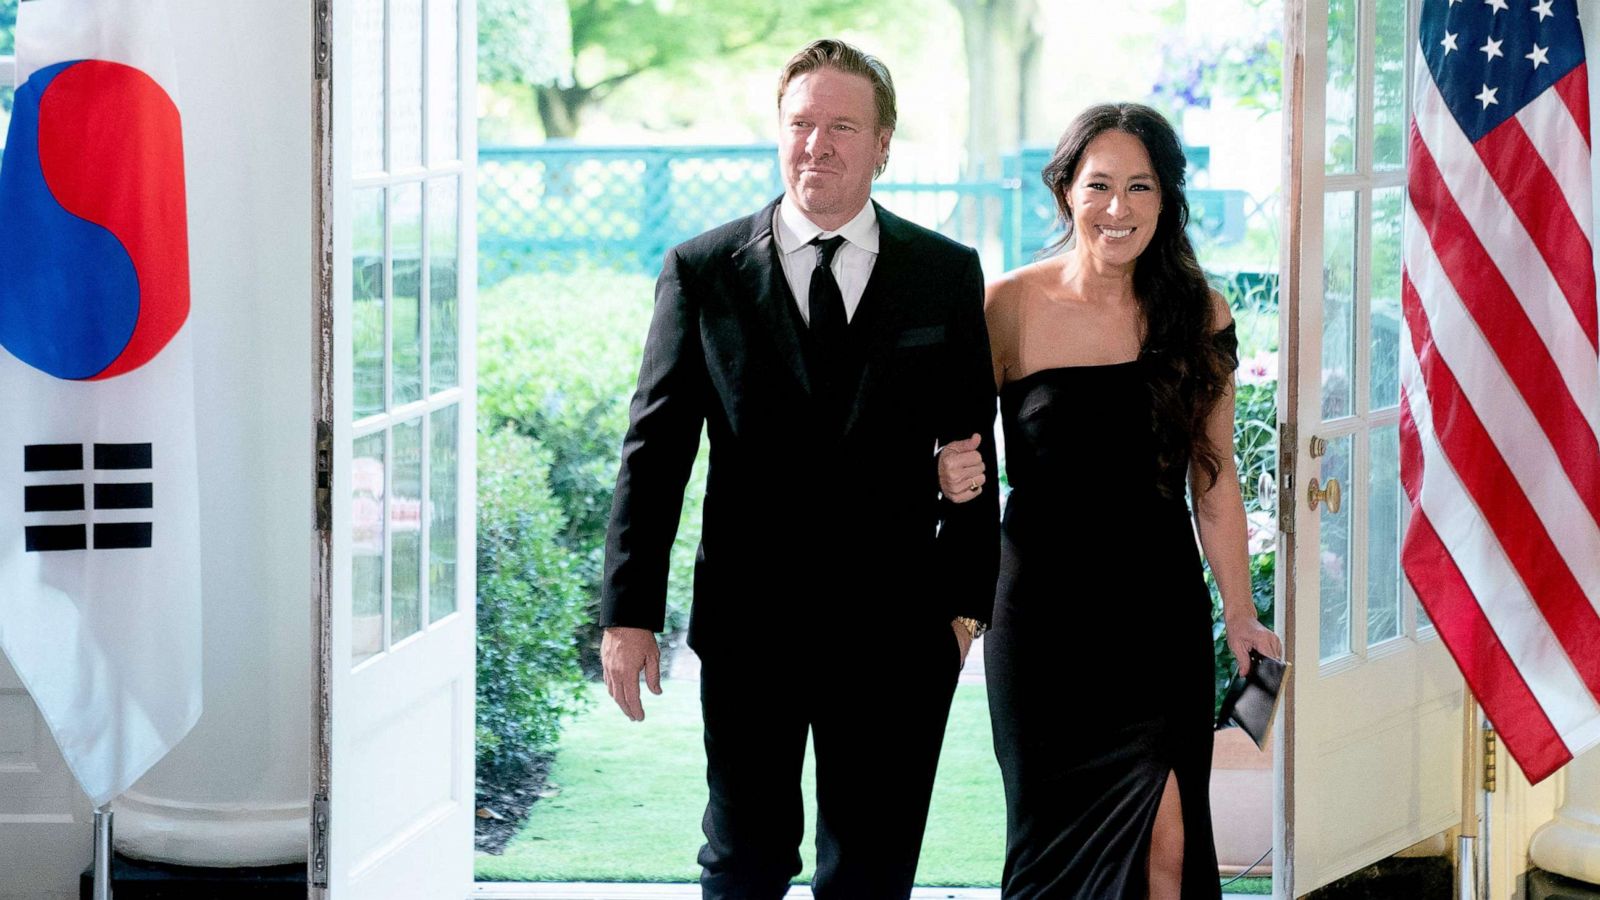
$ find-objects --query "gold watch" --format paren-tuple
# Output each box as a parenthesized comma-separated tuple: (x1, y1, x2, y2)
(954, 616, 987, 640)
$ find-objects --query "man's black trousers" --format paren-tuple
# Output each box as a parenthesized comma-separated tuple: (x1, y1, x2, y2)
(695, 620, 963, 900)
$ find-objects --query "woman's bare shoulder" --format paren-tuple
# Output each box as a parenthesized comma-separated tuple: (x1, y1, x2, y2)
(986, 258, 1064, 311)
(1209, 288, 1235, 330)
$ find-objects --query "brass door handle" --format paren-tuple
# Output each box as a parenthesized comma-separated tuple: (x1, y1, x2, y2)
(1308, 477, 1342, 513)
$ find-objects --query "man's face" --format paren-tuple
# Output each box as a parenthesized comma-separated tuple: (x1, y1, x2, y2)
(778, 67, 890, 227)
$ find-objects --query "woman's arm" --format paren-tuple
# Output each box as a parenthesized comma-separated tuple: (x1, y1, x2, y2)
(1192, 296, 1282, 674)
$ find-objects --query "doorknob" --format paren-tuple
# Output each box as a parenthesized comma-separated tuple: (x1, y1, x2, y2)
(1308, 476, 1342, 513)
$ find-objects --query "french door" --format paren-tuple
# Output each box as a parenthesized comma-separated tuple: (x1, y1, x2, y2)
(314, 0, 477, 895)
(1277, 0, 1464, 894)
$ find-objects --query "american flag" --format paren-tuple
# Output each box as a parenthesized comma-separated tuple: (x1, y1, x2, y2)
(1402, 0, 1600, 783)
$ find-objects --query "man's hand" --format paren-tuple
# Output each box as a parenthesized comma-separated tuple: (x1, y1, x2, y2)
(952, 619, 974, 668)
(602, 626, 662, 721)
(937, 433, 986, 503)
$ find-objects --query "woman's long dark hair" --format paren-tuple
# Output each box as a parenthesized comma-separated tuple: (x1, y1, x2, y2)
(1041, 102, 1233, 497)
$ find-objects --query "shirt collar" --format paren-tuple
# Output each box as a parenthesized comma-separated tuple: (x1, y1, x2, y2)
(775, 196, 880, 255)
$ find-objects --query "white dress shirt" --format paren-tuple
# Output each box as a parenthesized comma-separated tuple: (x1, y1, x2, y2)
(773, 196, 880, 324)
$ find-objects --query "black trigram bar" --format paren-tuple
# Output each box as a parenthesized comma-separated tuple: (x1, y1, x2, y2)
(24, 484, 85, 512)
(24, 444, 84, 472)
(94, 483, 153, 510)
(94, 522, 153, 549)
(94, 443, 153, 470)
(25, 525, 88, 552)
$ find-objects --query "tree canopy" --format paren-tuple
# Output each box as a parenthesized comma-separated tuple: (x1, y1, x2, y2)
(478, 0, 571, 89)
(1, 0, 16, 57)
(483, 0, 872, 138)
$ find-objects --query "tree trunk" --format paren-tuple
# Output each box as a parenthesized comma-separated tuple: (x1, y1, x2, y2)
(952, 0, 1043, 179)
(950, 0, 1042, 256)
(535, 84, 586, 139)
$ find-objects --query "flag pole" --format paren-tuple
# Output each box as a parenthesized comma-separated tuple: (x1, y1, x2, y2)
(92, 803, 113, 900)
(1458, 693, 1480, 900)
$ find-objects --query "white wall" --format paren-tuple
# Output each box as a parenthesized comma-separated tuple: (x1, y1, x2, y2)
(115, 1, 316, 866)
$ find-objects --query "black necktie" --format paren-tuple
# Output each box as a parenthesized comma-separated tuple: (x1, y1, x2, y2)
(808, 236, 848, 363)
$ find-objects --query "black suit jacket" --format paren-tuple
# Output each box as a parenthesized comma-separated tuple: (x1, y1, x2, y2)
(600, 198, 1000, 652)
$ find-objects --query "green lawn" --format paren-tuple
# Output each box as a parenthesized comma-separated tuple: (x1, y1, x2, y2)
(475, 680, 1271, 895)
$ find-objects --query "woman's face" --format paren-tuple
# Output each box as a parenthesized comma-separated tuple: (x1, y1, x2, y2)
(1066, 129, 1163, 270)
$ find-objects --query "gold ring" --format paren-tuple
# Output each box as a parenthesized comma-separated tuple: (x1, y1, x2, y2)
(968, 480, 980, 493)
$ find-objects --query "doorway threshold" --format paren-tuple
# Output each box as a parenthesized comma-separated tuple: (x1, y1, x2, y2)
(474, 886, 1261, 900)
(473, 885, 1000, 899)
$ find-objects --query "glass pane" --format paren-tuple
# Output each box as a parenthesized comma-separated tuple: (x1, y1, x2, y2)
(429, 405, 458, 620)
(353, 188, 386, 419)
(427, 0, 459, 164)
(392, 183, 423, 406)
(1, 0, 14, 56)
(1373, 0, 1407, 169)
(392, 0, 424, 170)
(1320, 434, 1355, 662)
(1325, 0, 1359, 172)
(353, 0, 385, 174)
(1371, 188, 1403, 410)
(353, 431, 386, 665)
(1367, 425, 1402, 645)
(1322, 192, 1357, 419)
(391, 419, 423, 642)
(0, 84, 13, 156)
(428, 177, 459, 391)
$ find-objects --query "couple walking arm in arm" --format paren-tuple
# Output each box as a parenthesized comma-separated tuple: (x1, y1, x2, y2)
(597, 37, 1280, 900)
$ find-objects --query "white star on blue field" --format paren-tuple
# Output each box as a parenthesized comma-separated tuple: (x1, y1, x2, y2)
(1421, 0, 1585, 138)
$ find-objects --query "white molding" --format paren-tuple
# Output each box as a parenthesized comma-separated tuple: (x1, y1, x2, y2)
(1531, 748, 1600, 885)
(113, 791, 308, 866)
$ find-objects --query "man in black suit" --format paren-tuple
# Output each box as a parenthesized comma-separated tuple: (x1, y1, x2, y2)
(599, 38, 1000, 899)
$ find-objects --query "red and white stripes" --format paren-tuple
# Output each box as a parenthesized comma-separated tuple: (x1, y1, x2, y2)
(1401, 50, 1600, 783)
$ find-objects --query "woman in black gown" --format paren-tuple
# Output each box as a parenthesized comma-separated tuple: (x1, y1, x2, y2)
(938, 103, 1282, 898)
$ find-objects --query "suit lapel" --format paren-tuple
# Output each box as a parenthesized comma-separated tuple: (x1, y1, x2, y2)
(732, 201, 813, 396)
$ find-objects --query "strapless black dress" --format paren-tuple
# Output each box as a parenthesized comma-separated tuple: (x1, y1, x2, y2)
(985, 328, 1236, 898)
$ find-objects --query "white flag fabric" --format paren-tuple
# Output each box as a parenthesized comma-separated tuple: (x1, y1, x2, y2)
(0, 0, 201, 807)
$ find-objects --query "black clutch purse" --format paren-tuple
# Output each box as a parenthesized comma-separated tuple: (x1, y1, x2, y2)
(1216, 651, 1289, 750)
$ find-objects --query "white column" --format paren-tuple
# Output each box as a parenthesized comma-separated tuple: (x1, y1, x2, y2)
(1529, 747, 1600, 885)
(113, 0, 315, 866)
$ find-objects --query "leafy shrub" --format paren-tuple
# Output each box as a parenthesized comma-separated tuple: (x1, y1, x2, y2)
(478, 268, 707, 673)
(477, 426, 590, 776)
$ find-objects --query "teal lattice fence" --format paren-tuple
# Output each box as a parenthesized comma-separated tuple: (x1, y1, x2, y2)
(478, 143, 1271, 290)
